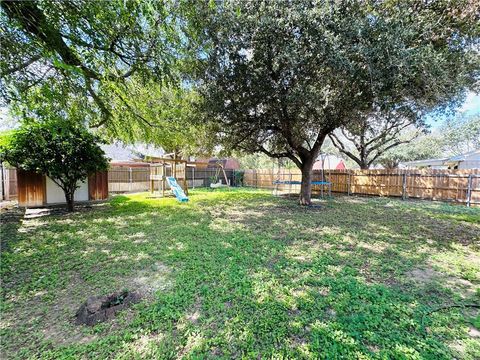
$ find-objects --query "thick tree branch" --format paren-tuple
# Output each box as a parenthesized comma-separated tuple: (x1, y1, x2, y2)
(1, 1, 101, 80)
(257, 146, 302, 168)
(367, 139, 411, 166)
(329, 132, 363, 166)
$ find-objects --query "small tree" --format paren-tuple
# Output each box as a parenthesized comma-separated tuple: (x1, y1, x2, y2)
(1, 121, 108, 211)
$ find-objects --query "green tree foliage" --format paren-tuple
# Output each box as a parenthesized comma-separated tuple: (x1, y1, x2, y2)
(0, 130, 15, 148)
(378, 132, 443, 169)
(0, 0, 205, 131)
(201, 1, 479, 204)
(105, 80, 215, 158)
(378, 114, 480, 168)
(1, 121, 109, 211)
(441, 115, 480, 156)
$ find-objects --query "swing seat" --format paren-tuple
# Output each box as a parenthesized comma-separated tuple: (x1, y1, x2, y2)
(210, 181, 227, 188)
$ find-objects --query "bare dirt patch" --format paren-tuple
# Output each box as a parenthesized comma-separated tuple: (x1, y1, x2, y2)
(75, 290, 141, 326)
(406, 267, 478, 299)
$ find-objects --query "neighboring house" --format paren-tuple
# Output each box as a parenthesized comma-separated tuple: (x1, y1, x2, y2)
(16, 170, 108, 207)
(402, 158, 449, 169)
(313, 155, 347, 170)
(403, 150, 480, 169)
(102, 142, 165, 167)
(444, 150, 480, 169)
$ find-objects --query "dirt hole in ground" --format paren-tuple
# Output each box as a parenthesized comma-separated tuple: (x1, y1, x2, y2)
(75, 290, 141, 326)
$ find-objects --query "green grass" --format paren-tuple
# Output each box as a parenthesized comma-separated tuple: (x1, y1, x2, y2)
(1, 189, 479, 359)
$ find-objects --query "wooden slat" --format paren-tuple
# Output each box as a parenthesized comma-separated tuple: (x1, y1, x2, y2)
(17, 170, 44, 207)
(242, 168, 480, 205)
(88, 171, 108, 200)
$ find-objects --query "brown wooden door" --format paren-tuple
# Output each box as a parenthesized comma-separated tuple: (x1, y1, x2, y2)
(17, 170, 45, 207)
(88, 171, 108, 200)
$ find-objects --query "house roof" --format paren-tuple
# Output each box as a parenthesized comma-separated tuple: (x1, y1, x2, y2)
(403, 149, 480, 167)
(313, 155, 347, 170)
(403, 157, 449, 167)
(102, 142, 165, 162)
(446, 149, 480, 162)
(196, 158, 241, 169)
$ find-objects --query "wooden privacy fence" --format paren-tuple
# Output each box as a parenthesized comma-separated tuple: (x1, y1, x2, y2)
(243, 169, 480, 206)
(108, 166, 151, 193)
(1, 167, 17, 201)
(108, 166, 238, 193)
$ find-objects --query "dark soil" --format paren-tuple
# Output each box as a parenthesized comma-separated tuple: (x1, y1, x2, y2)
(75, 290, 141, 326)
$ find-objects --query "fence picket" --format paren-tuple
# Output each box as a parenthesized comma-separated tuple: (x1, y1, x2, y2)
(242, 168, 480, 206)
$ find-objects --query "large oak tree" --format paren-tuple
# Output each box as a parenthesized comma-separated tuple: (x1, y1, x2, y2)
(201, 1, 479, 205)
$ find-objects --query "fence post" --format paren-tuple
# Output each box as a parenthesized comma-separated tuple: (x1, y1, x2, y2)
(5, 167, 10, 200)
(402, 173, 407, 200)
(129, 167, 132, 192)
(347, 171, 351, 196)
(0, 163, 4, 201)
(192, 167, 195, 189)
(289, 172, 292, 197)
(466, 174, 473, 207)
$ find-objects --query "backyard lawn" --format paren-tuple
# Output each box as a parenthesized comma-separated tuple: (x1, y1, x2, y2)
(1, 188, 479, 359)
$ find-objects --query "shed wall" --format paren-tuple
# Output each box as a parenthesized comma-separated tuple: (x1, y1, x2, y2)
(45, 177, 89, 204)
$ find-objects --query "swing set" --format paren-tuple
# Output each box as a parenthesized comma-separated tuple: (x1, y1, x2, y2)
(149, 158, 232, 200)
(209, 161, 230, 188)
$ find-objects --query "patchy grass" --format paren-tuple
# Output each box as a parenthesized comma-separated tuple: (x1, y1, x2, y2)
(1, 189, 479, 359)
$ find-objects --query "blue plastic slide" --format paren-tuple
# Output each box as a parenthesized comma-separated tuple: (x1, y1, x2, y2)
(166, 177, 189, 202)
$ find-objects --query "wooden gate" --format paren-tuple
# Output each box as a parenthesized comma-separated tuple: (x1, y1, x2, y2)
(88, 171, 109, 201)
(17, 170, 45, 207)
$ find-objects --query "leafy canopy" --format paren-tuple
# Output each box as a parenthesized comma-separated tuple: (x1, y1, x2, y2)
(201, 0, 479, 203)
(104, 79, 215, 157)
(378, 114, 480, 168)
(0, 0, 206, 133)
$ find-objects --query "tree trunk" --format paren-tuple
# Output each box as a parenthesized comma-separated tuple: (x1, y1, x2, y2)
(299, 159, 315, 206)
(64, 191, 75, 212)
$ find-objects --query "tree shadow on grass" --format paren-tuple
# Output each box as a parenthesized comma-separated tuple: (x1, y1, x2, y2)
(1, 192, 479, 359)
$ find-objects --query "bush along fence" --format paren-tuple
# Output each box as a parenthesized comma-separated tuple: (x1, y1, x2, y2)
(242, 169, 480, 207)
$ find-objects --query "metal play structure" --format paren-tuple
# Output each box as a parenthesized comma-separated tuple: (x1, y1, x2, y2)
(209, 161, 230, 188)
